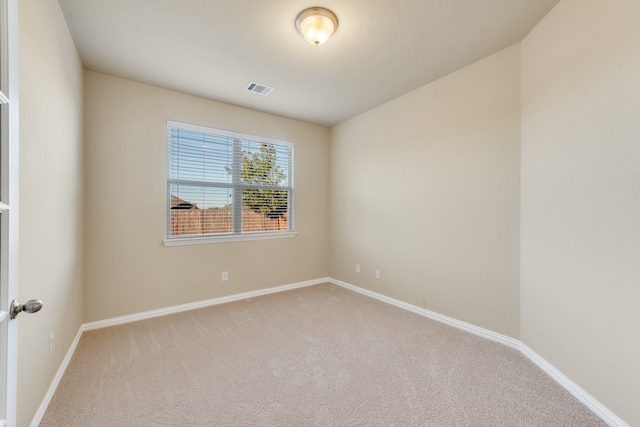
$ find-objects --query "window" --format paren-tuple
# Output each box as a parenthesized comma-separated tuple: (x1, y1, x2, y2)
(164, 121, 295, 245)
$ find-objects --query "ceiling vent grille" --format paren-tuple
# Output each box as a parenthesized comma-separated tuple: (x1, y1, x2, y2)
(245, 82, 274, 96)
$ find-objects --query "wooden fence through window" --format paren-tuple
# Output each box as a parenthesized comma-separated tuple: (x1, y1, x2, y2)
(170, 207, 288, 236)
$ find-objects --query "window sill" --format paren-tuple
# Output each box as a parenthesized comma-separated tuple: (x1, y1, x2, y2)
(163, 231, 297, 246)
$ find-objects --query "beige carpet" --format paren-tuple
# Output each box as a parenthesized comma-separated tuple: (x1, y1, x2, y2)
(40, 283, 605, 426)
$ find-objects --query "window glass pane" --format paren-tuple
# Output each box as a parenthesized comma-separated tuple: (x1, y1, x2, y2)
(169, 184, 232, 235)
(240, 141, 290, 187)
(168, 129, 233, 184)
(241, 189, 288, 232)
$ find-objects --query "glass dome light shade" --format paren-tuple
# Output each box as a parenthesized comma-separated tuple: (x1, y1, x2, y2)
(295, 7, 338, 46)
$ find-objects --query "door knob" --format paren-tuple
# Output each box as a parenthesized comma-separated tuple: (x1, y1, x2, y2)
(9, 299, 43, 319)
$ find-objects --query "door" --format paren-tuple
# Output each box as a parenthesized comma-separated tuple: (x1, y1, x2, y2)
(0, 0, 18, 424)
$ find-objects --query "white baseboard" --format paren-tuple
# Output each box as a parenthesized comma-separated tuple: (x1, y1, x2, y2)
(330, 278, 627, 427)
(520, 344, 628, 427)
(30, 277, 327, 426)
(29, 327, 83, 427)
(83, 277, 328, 331)
(329, 278, 521, 349)
(32, 277, 627, 427)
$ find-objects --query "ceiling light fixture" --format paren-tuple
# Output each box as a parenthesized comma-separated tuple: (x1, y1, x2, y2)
(295, 7, 338, 46)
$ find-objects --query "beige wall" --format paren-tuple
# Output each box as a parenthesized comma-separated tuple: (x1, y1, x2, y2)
(83, 72, 330, 322)
(18, 0, 639, 424)
(329, 45, 521, 338)
(17, 0, 85, 425)
(520, 0, 640, 424)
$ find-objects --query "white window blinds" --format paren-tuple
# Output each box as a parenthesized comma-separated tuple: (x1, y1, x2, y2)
(166, 121, 294, 241)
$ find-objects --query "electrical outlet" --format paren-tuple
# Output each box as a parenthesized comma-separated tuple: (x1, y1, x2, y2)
(221, 271, 229, 282)
(49, 332, 54, 354)
(355, 264, 360, 273)
(375, 270, 381, 279)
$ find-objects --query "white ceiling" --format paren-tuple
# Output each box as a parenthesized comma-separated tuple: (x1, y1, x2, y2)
(57, 0, 560, 127)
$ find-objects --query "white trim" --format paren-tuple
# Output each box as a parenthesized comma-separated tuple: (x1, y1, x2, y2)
(328, 278, 520, 350)
(166, 120, 293, 148)
(163, 231, 297, 246)
(330, 278, 626, 426)
(29, 328, 83, 427)
(30, 278, 327, 425)
(32, 277, 626, 427)
(83, 277, 326, 330)
(520, 344, 628, 427)
(2, 0, 19, 424)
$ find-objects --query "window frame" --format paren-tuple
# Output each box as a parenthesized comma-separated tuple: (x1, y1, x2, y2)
(163, 120, 296, 246)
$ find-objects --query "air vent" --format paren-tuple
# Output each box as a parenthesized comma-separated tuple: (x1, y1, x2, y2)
(245, 82, 274, 96)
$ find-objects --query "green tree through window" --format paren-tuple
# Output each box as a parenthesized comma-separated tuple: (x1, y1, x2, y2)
(239, 143, 288, 222)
